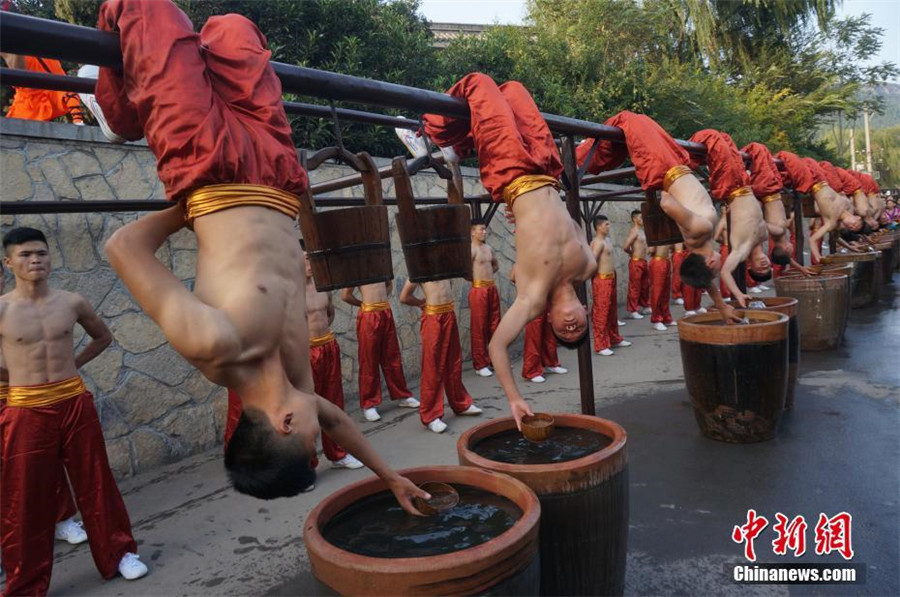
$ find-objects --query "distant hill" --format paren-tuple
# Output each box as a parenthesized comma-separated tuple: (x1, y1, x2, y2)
(865, 82, 900, 129)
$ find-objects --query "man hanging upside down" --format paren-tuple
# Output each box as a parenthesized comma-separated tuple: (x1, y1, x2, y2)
(423, 73, 596, 429)
(94, 0, 424, 510)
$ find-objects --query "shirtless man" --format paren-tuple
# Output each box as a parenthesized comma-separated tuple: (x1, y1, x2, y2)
(0, 227, 147, 595)
(820, 161, 879, 231)
(623, 210, 651, 319)
(714, 205, 733, 301)
(341, 282, 418, 421)
(424, 73, 595, 428)
(468, 220, 500, 377)
(94, 0, 423, 508)
(399, 279, 482, 433)
(590, 215, 630, 355)
(775, 151, 862, 264)
(648, 244, 676, 330)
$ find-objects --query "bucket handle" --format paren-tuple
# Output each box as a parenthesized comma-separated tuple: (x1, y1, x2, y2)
(299, 148, 384, 218)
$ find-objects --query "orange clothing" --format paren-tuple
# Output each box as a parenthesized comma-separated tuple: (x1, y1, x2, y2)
(817, 161, 845, 194)
(671, 249, 687, 300)
(576, 111, 691, 191)
(95, 0, 307, 203)
(626, 258, 650, 313)
(741, 142, 782, 199)
(649, 257, 674, 325)
(356, 308, 412, 409)
(591, 274, 624, 352)
(834, 167, 862, 196)
(522, 313, 560, 380)
(423, 73, 562, 203)
(775, 151, 821, 194)
(468, 283, 500, 371)
(687, 129, 750, 201)
(419, 311, 473, 425)
(5, 56, 81, 123)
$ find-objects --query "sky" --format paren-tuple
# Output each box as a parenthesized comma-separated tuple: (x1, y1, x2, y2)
(418, 0, 900, 78)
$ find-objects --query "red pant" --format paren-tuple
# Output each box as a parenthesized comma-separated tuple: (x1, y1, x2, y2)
(468, 284, 500, 370)
(817, 161, 844, 193)
(576, 111, 690, 190)
(835, 167, 862, 195)
(672, 250, 687, 299)
(522, 313, 560, 380)
(95, 0, 307, 202)
(357, 309, 412, 409)
(719, 244, 732, 299)
(774, 151, 818, 194)
(310, 339, 347, 462)
(419, 312, 473, 425)
(1, 392, 137, 596)
(682, 283, 702, 312)
(591, 275, 624, 352)
(687, 129, 750, 201)
(626, 258, 650, 313)
(741, 142, 782, 198)
(649, 257, 674, 324)
(423, 73, 562, 202)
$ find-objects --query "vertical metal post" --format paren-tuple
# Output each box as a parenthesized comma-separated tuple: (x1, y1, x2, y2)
(792, 191, 805, 265)
(561, 136, 596, 416)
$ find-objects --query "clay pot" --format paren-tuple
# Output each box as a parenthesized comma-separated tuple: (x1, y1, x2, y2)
(775, 272, 850, 351)
(679, 311, 789, 442)
(304, 466, 541, 596)
(458, 415, 628, 596)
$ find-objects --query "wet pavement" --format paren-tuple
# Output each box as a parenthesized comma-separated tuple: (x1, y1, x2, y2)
(46, 278, 899, 596)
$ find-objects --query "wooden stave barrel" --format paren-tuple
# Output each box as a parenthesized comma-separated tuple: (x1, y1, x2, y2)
(458, 415, 628, 597)
(751, 298, 800, 410)
(874, 241, 894, 282)
(397, 204, 473, 283)
(774, 273, 850, 351)
(818, 252, 878, 307)
(304, 466, 541, 596)
(678, 311, 789, 443)
(641, 194, 683, 247)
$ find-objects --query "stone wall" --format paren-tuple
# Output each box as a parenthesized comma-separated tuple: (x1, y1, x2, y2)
(1, 118, 640, 477)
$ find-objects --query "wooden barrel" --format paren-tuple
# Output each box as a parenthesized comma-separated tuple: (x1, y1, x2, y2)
(641, 190, 683, 247)
(819, 252, 879, 307)
(679, 311, 789, 442)
(751, 298, 800, 410)
(874, 241, 894, 281)
(775, 272, 850, 351)
(393, 157, 473, 283)
(304, 466, 541, 596)
(458, 415, 628, 596)
(298, 149, 393, 291)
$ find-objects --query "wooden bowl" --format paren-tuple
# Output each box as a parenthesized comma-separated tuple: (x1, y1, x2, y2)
(413, 481, 460, 515)
(521, 413, 555, 443)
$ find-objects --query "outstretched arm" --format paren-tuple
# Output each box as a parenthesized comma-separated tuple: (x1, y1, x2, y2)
(489, 296, 539, 431)
(808, 220, 835, 263)
(707, 284, 743, 324)
(720, 249, 750, 308)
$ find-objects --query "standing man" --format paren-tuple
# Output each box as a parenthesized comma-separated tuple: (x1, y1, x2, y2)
(399, 280, 482, 433)
(623, 210, 651, 319)
(0, 227, 148, 595)
(468, 219, 500, 377)
(590, 215, 631, 356)
(341, 283, 419, 422)
(648, 244, 676, 331)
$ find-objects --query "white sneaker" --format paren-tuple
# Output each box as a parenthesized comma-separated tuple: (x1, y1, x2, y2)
(598, 348, 614, 356)
(55, 518, 88, 545)
(674, 298, 684, 305)
(545, 366, 568, 375)
(612, 340, 632, 348)
(668, 320, 678, 326)
(641, 307, 653, 315)
(458, 404, 483, 416)
(749, 286, 763, 294)
(723, 297, 732, 303)
(759, 284, 771, 291)
(301, 483, 316, 493)
(618, 320, 627, 326)
(331, 455, 364, 470)
(628, 312, 644, 320)
(474, 367, 494, 377)
(118, 553, 148, 581)
(427, 419, 448, 433)
(653, 322, 668, 331)
(697, 307, 708, 314)
(394, 124, 428, 158)
(528, 375, 546, 383)
(397, 397, 420, 408)
(439, 145, 460, 166)
(684, 310, 697, 317)
(363, 408, 381, 422)
(77, 65, 127, 144)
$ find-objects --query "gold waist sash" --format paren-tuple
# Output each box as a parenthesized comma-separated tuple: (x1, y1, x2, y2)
(651, 255, 668, 261)
(309, 330, 335, 348)
(631, 257, 645, 262)
(502, 175, 560, 208)
(761, 193, 783, 204)
(7, 376, 85, 408)
(663, 165, 693, 192)
(185, 184, 301, 224)
(596, 272, 615, 280)
(810, 181, 830, 195)
(472, 280, 495, 288)
(360, 301, 390, 313)
(424, 302, 455, 315)
(725, 186, 754, 204)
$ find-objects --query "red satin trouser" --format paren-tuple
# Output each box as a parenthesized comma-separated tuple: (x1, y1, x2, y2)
(95, 0, 307, 201)
(419, 312, 473, 425)
(774, 151, 818, 194)
(310, 340, 347, 462)
(468, 285, 500, 371)
(682, 282, 702, 312)
(671, 250, 687, 299)
(687, 129, 750, 200)
(522, 313, 560, 380)
(0, 392, 137, 596)
(626, 259, 650, 313)
(649, 258, 674, 324)
(718, 244, 732, 298)
(423, 73, 562, 202)
(357, 310, 412, 409)
(591, 275, 624, 352)
(742, 142, 782, 198)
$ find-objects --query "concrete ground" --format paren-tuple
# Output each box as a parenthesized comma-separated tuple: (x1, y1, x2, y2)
(46, 279, 899, 596)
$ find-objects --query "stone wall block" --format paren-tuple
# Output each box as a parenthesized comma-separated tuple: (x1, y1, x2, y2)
(94, 147, 127, 172)
(111, 312, 167, 354)
(99, 287, 138, 318)
(109, 372, 192, 426)
(169, 228, 196, 250)
(25, 141, 61, 161)
(57, 214, 99, 271)
(104, 437, 133, 479)
(1, 151, 32, 201)
(157, 403, 217, 454)
(39, 157, 79, 198)
(183, 370, 218, 403)
(131, 428, 180, 471)
(124, 344, 193, 387)
(61, 151, 102, 179)
(98, 400, 131, 440)
(74, 174, 116, 201)
(106, 153, 154, 199)
(83, 346, 124, 393)
(172, 249, 196, 281)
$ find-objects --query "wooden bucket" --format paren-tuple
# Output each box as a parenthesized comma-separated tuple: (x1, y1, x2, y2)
(641, 190, 683, 247)
(775, 272, 850, 351)
(393, 157, 472, 283)
(298, 149, 392, 292)
(819, 251, 878, 307)
(873, 241, 894, 281)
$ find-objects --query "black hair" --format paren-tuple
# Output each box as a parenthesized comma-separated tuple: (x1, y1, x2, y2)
(3, 227, 48, 253)
(839, 229, 861, 243)
(630, 209, 641, 219)
(747, 268, 772, 283)
(224, 408, 316, 500)
(771, 246, 791, 266)
(299, 238, 306, 251)
(471, 218, 485, 227)
(859, 222, 874, 235)
(553, 331, 587, 349)
(679, 253, 713, 288)
(593, 214, 609, 229)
